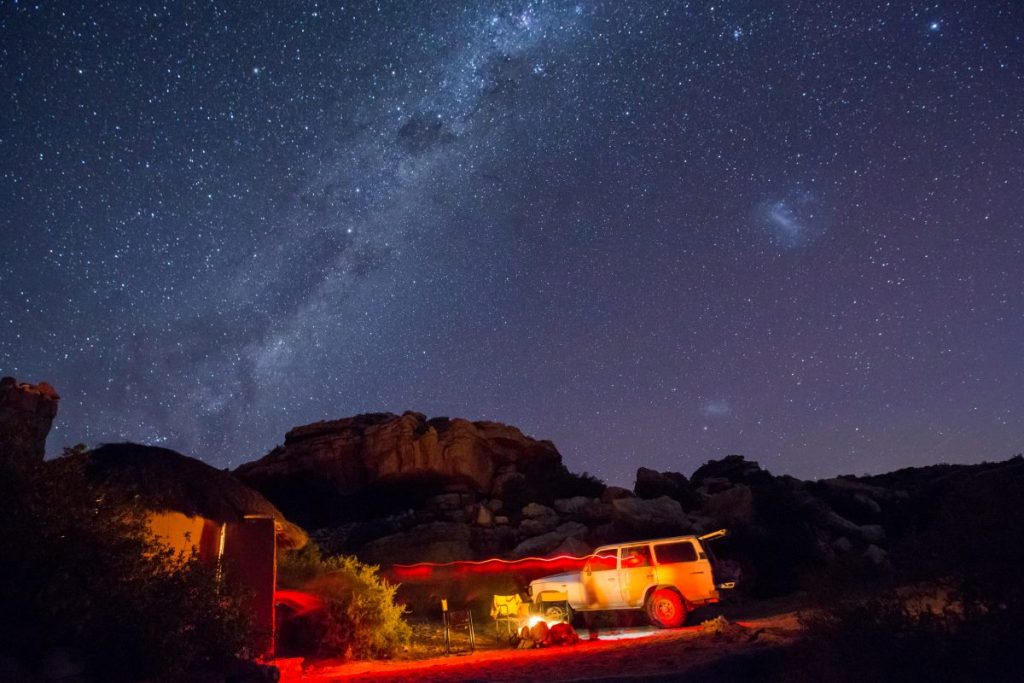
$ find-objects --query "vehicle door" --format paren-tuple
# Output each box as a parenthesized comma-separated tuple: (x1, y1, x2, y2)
(618, 544, 655, 607)
(651, 540, 715, 602)
(582, 549, 622, 608)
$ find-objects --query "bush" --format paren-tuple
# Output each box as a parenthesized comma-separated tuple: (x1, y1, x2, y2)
(0, 449, 253, 681)
(781, 459, 1024, 681)
(277, 544, 411, 660)
(787, 592, 953, 682)
(784, 584, 1024, 683)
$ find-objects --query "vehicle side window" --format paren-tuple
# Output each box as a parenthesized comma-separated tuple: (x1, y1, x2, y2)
(585, 551, 618, 572)
(621, 545, 652, 568)
(653, 541, 698, 564)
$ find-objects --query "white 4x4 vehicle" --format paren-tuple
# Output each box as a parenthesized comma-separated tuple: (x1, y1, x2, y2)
(528, 530, 732, 628)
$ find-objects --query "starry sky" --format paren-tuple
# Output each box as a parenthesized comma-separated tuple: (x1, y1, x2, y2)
(2, 1, 1022, 485)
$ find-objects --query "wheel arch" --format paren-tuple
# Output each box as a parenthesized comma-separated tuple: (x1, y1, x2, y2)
(644, 583, 687, 607)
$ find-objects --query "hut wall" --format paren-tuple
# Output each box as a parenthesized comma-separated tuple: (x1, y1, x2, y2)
(146, 511, 222, 564)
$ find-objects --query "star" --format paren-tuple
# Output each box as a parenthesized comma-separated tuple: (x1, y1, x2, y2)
(2, 0, 1020, 485)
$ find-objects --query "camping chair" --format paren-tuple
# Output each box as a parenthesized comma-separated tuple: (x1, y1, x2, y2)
(491, 594, 524, 638)
(441, 599, 476, 655)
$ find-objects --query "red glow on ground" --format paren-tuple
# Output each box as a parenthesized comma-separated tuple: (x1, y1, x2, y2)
(277, 625, 699, 682)
(391, 553, 615, 581)
(275, 589, 324, 616)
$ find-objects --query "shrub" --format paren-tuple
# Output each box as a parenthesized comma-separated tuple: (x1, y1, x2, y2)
(277, 544, 411, 660)
(0, 449, 253, 681)
(782, 459, 1024, 681)
(784, 578, 1024, 683)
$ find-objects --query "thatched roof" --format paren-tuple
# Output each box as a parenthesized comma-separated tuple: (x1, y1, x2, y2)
(79, 443, 307, 549)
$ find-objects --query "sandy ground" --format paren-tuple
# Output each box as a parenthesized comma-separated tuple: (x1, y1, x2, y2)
(277, 600, 803, 683)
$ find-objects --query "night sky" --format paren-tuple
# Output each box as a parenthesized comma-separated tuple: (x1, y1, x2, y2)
(2, 1, 1022, 485)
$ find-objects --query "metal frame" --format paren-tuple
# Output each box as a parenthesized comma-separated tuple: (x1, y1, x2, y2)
(442, 603, 476, 655)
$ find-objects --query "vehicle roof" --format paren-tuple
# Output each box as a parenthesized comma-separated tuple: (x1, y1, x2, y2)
(593, 534, 701, 553)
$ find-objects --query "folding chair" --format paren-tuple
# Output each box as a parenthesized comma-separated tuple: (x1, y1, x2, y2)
(441, 598, 476, 655)
(490, 594, 524, 638)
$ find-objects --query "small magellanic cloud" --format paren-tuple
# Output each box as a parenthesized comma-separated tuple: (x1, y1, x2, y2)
(700, 400, 731, 417)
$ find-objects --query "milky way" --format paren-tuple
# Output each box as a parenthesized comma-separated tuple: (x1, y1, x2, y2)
(2, 1, 1022, 484)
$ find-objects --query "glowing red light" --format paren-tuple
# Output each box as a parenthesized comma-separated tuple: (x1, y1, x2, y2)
(390, 553, 598, 581)
(274, 589, 324, 616)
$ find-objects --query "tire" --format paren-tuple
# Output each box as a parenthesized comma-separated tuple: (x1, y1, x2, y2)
(646, 588, 686, 628)
(543, 602, 572, 623)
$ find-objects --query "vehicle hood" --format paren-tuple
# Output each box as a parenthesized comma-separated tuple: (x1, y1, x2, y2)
(531, 571, 581, 586)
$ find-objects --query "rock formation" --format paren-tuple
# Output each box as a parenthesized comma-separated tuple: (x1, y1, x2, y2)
(237, 408, 1024, 600)
(237, 411, 563, 496)
(0, 377, 60, 467)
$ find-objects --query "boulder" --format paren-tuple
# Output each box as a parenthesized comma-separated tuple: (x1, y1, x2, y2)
(707, 485, 757, 526)
(612, 495, 689, 531)
(512, 522, 588, 557)
(686, 513, 717, 533)
(519, 516, 558, 537)
(0, 377, 60, 466)
(522, 502, 556, 519)
(634, 467, 689, 500)
(359, 522, 472, 565)
(471, 525, 515, 555)
(579, 499, 614, 523)
(863, 544, 888, 566)
(858, 524, 886, 544)
(853, 493, 883, 516)
(823, 510, 861, 535)
(692, 455, 771, 486)
(820, 476, 905, 503)
(475, 506, 493, 527)
(553, 536, 593, 557)
(441, 509, 468, 523)
(832, 536, 853, 554)
(695, 476, 733, 495)
(429, 493, 463, 510)
(491, 471, 528, 498)
(554, 496, 591, 516)
(601, 486, 635, 502)
(823, 511, 886, 543)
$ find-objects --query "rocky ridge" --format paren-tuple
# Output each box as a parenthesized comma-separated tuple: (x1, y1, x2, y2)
(317, 454, 912, 589)
(234, 409, 1015, 596)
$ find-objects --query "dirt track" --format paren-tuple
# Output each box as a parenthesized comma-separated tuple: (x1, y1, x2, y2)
(279, 605, 802, 683)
